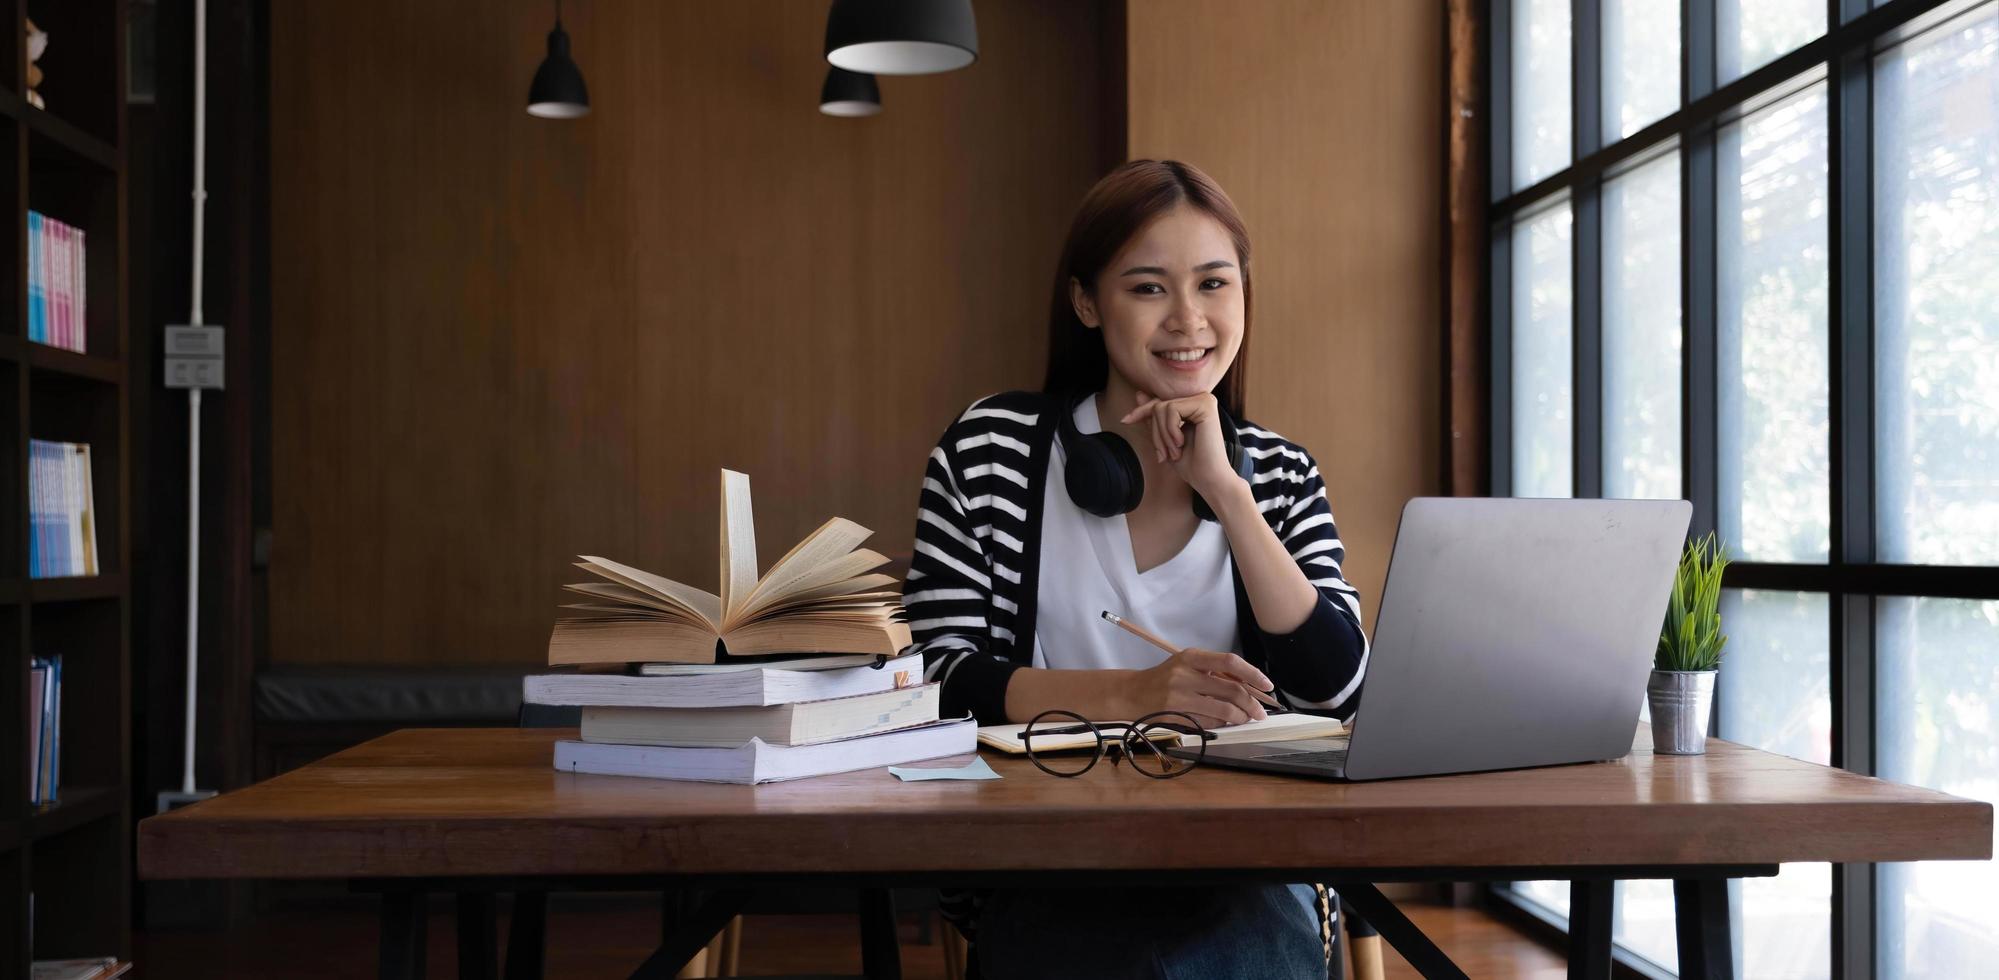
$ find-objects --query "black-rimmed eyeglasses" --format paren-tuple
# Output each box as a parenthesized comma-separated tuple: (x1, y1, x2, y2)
(1021, 709, 1216, 778)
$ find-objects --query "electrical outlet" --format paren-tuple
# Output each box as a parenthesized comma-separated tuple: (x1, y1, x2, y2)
(164, 324, 225, 389)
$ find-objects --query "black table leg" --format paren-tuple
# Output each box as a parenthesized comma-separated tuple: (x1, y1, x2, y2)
(1674, 878, 1735, 980)
(1335, 881, 1470, 980)
(503, 891, 547, 980)
(456, 892, 497, 980)
(859, 888, 903, 980)
(379, 888, 429, 980)
(1567, 880, 1614, 980)
(630, 888, 751, 980)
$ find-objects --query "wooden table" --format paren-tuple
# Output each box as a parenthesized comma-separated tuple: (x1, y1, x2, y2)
(138, 728, 1990, 980)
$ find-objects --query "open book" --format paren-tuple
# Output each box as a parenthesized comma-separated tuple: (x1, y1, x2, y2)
(547, 469, 913, 666)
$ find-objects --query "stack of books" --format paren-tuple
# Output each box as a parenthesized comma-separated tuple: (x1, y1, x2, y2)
(27, 211, 88, 352)
(531, 470, 972, 784)
(29, 440, 98, 579)
(30, 656, 61, 805)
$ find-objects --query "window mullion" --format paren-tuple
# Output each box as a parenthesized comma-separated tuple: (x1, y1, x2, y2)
(1490, 0, 1515, 496)
(1573, 0, 1602, 499)
(1686, 0, 1716, 102)
(1682, 140, 1717, 532)
(1492, 0, 1516, 199)
(1492, 224, 1516, 498)
(1684, 0, 1719, 533)
(1574, 183, 1603, 499)
(1827, 8, 1877, 974)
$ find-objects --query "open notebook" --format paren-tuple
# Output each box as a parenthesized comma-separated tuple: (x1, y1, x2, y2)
(547, 469, 912, 666)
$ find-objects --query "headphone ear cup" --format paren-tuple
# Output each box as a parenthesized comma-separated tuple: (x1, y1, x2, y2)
(1065, 431, 1145, 518)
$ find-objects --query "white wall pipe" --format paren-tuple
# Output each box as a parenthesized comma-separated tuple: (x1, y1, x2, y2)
(181, 0, 210, 797)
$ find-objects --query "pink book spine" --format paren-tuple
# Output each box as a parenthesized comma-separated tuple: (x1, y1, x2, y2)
(74, 225, 86, 352)
(63, 221, 77, 351)
(52, 221, 69, 350)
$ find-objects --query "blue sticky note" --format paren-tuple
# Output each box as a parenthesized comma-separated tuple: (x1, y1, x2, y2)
(888, 756, 1001, 781)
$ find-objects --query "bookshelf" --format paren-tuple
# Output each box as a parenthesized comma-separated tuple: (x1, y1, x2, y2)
(3, 0, 130, 974)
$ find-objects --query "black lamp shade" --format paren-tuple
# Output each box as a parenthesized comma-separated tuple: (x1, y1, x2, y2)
(824, 0, 978, 75)
(819, 68, 882, 117)
(527, 23, 590, 118)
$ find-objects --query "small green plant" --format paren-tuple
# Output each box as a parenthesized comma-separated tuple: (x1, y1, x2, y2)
(1657, 532, 1730, 671)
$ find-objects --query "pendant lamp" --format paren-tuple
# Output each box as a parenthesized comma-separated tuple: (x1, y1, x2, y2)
(527, 1, 590, 119)
(820, 68, 882, 117)
(824, 0, 979, 76)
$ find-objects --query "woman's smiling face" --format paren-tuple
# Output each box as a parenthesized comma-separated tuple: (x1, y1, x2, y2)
(1072, 203, 1245, 402)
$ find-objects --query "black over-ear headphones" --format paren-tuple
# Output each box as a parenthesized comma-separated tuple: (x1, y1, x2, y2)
(1055, 389, 1255, 522)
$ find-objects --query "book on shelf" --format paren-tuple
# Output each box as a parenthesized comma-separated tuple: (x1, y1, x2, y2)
(25, 210, 87, 353)
(29, 656, 61, 805)
(525, 650, 923, 709)
(29, 440, 99, 579)
(547, 469, 910, 666)
(581, 682, 943, 748)
(555, 716, 976, 785)
(32, 959, 132, 980)
(975, 711, 1347, 755)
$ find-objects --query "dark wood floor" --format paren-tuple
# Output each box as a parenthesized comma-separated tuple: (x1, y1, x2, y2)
(131, 892, 1567, 978)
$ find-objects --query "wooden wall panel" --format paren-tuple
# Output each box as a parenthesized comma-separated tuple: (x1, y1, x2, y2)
(1123, 0, 1445, 625)
(270, 1, 1105, 665)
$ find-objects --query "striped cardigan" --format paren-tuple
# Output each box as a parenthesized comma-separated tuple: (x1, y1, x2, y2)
(902, 390, 1371, 724)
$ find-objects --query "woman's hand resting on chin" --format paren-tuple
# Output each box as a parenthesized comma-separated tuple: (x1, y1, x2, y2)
(1120, 390, 1239, 503)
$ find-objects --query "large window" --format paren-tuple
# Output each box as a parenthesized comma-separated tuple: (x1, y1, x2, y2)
(1489, 0, 1999, 975)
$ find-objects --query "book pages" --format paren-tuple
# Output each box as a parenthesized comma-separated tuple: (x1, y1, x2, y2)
(735, 517, 874, 621)
(736, 549, 892, 623)
(763, 572, 899, 608)
(719, 469, 759, 624)
(562, 581, 709, 621)
(576, 556, 723, 628)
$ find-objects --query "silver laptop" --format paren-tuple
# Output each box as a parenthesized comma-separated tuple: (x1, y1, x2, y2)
(1174, 497, 1692, 781)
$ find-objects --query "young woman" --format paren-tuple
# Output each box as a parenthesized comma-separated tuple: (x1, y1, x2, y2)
(902, 160, 1370, 978)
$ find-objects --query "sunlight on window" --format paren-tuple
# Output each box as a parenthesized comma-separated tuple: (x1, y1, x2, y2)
(1719, 84, 1831, 563)
(1603, 0, 1680, 138)
(1514, 0, 1572, 188)
(1513, 204, 1574, 497)
(1875, 6, 1999, 566)
(1604, 151, 1683, 500)
(1719, 0, 1826, 81)
(1879, 597, 1999, 979)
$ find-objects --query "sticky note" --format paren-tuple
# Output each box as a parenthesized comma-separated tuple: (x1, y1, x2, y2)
(889, 756, 1001, 781)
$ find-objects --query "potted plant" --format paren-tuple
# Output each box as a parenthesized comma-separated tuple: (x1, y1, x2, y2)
(1648, 532, 1729, 755)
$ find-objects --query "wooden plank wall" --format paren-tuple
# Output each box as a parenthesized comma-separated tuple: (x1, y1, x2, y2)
(269, 0, 1443, 666)
(269, 0, 1106, 665)
(1122, 0, 1446, 624)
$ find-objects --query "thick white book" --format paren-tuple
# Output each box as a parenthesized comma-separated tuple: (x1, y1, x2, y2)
(581, 683, 942, 748)
(525, 651, 923, 709)
(554, 716, 976, 784)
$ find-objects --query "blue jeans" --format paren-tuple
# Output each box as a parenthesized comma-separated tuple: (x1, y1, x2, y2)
(972, 883, 1333, 980)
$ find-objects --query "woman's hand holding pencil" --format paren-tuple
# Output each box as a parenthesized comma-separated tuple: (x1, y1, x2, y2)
(1102, 610, 1281, 729)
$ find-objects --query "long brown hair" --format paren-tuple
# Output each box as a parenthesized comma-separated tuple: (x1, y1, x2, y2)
(1040, 159, 1253, 418)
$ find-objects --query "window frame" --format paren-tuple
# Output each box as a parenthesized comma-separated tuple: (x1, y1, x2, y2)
(1483, 0, 1999, 976)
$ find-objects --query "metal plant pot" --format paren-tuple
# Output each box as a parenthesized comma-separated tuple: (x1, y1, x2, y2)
(1647, 669, 1715, 755)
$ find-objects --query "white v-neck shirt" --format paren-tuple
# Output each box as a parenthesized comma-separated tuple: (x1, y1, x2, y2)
(1030, 396, 1240, 669)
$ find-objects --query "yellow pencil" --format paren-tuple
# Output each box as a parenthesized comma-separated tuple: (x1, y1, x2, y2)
(1099, 610, 1283, 709)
